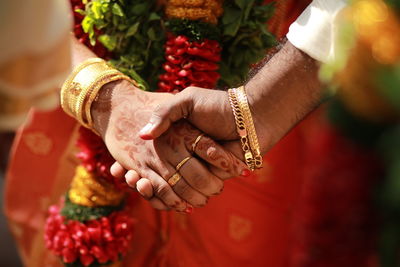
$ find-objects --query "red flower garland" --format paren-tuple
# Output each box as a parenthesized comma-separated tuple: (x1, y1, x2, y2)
(76, 127, 128, 190)
(71, 0, 110, 58)
(158, 35, 221, 92)
(45, 204, 135, 266)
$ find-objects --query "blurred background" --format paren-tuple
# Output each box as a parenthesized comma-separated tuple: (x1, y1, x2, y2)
(0, 132, 22, 267)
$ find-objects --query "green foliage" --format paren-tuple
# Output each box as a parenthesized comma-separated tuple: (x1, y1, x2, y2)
(376, 126, 400, 267)
(385, 0, 400, 13)
(376, 64, 400, 112)
(219, 0, 277, 87)
(327, 99, 391, 146)
(61, 194, 122, 222)
(82, 0, 166, 90)
(166, 19, 221, 41)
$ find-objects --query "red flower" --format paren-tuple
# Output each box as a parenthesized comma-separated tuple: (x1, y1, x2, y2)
(45, 203, 135, 266)
(70, 0, 111, 58)
(76, 127, 128, 190)
(158, 35, 222, 92)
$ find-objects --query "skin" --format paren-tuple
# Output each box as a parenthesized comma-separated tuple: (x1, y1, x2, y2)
(125, 40, 324, 195)
(70, 37, 247, 211)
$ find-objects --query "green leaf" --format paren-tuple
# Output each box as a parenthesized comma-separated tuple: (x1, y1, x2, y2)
(112, 3, 124, 17)
(148, 12, 161, 21)
(74, 8, 85, 16)
(234, 0, 248, 9)
(147, 27, 156, 40)
(91, 2, 103, 19)
(98, 34, 117, 51)
(126, 22, 140, 37)
(81, 16, 94, 33)
(222, 6, 241, 25)
(131, 2, 149, 15)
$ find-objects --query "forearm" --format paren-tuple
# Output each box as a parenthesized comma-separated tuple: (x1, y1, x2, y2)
(246, 41, 323, 154)
(70, 36, 97, 68)
(69, 36, 147, 137)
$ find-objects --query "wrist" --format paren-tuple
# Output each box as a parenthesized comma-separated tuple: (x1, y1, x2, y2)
(91, 80, 142, 137)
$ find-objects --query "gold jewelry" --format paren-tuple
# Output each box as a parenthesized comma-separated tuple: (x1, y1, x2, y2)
(192, 133, 204, 153)
(228, 88, 255, 170)
(175, 156, 192, 171)
(60, 58, 138, 135)
(236, 86, 263, 169)
(168, 172, 182, 186)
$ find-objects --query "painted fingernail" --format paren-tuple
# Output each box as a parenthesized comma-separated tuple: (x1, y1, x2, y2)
(139, 123, 153, 136)
(185, 204, 194, 214)
(241, 169, 251, 177)
(140, 134, 153, 140)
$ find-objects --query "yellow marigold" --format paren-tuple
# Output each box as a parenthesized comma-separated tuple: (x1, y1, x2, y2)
(69, 165, 125, 207)
(169, 0, 205, 7)
(165, 0, 223, 24)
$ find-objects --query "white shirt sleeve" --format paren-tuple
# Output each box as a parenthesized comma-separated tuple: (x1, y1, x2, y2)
(286, 0, 348, 63)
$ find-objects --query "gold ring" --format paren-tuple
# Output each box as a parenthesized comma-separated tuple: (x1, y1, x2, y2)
(168, 173, 182, 186)
(175, 156, 192, 171)
(192, 133, 204, 153)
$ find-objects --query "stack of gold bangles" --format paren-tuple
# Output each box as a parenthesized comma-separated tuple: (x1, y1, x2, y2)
(228, 86, 262, 171)
(60, 58, 138, 135)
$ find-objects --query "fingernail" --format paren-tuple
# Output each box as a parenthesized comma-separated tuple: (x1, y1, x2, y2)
(139, 123, 154, 140)
(140, 123, 153, 135)
(185, 204, 194, 214)
(241, 169, 251, 177)
(140, 134, 153, 140)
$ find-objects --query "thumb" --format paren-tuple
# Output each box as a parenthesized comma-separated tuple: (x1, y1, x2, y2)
(139, 93, 193, 139)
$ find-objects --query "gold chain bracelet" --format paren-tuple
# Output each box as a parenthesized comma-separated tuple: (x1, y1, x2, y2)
(236, 86, 263, 169)
(228, 88, 255, 171)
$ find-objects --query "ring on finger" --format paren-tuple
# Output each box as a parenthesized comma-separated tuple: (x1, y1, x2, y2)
(175, 156, 192, 171)
(192, 133, 204, 153)
(167, 172, 182, 186)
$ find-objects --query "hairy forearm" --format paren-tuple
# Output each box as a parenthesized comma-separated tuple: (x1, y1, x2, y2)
(246, 41, 323, 153)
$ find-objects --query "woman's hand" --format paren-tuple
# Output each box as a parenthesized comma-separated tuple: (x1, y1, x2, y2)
(91, 81, 247, 211)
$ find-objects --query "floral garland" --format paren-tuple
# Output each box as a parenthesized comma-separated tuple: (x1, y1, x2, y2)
(317, 0, 400, 266)
(45, 1, 276, 266)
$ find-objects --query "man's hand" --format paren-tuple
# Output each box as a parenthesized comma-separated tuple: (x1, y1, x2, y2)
(139, 87, 237, 141)
(139, 41, 323, 157)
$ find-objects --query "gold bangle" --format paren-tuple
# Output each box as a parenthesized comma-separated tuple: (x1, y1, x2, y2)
(60, 58, 138, 135)
(236, 86, 263, 169)
(60, 58, 103, 119)
(228, 88, 255, 171)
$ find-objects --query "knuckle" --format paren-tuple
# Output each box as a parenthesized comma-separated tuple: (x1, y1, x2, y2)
(175, 181, 205, 207)
(154, 183, 171, 200)
(191, 174, 210, 192)
(153, 104, 172, 119)
(211, 179, 224, 196)
(125, 177, 136, 188)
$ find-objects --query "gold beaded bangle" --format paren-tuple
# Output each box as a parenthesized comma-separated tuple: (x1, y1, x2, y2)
(228, 88, 255, 171)
(60, 58, 138, 135)
(236, 86, 263, 169)
(61, 58, 104, 121)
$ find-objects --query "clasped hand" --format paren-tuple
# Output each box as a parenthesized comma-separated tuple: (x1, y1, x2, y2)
(92, 82, 248, 212)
